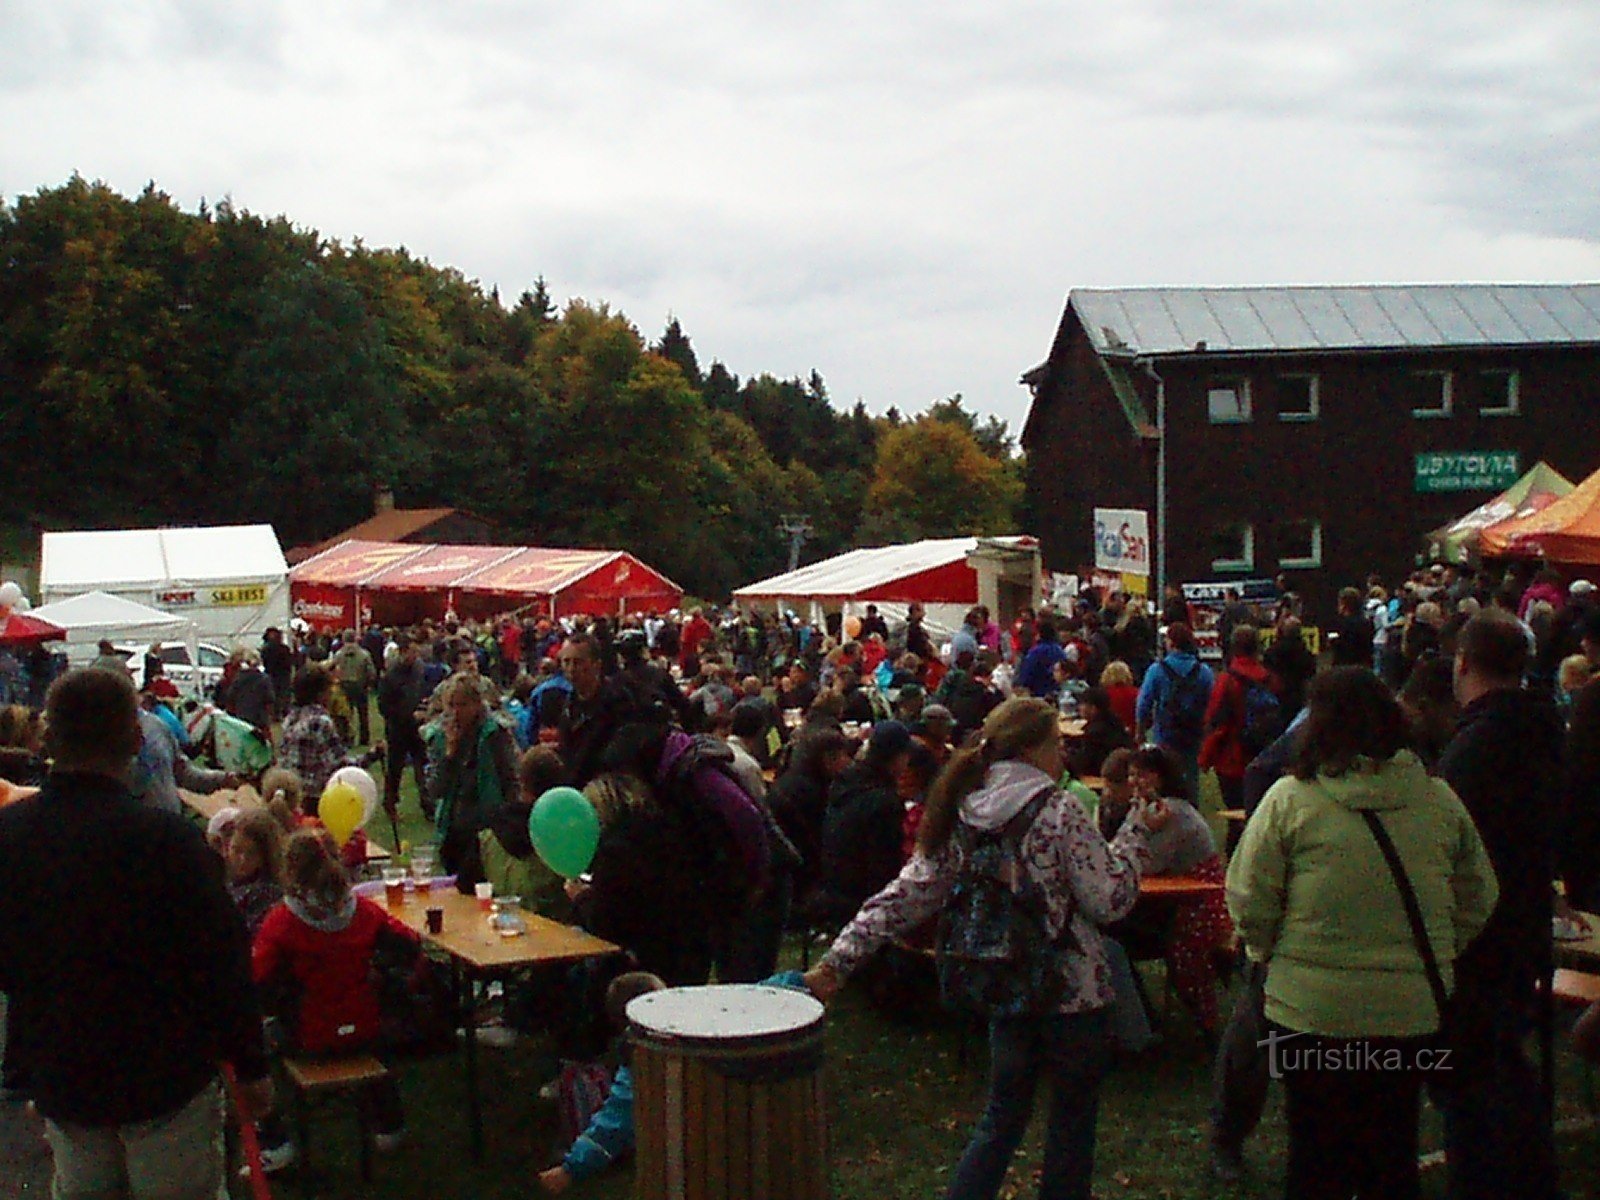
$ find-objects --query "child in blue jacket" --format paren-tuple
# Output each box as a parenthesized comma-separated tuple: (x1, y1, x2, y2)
(538, 970, 810, 1193)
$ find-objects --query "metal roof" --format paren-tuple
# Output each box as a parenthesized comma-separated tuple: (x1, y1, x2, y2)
(1070, 285, 1600, 358)
(733, 537, 1033, 601)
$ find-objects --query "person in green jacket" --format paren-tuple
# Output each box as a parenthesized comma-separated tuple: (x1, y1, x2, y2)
(426, 674, 517, 890)
(1226, 666, 1498, 1200)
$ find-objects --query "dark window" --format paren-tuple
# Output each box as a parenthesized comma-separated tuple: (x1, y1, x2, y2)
(1278, 375, 1318, 421)
(1410, 370, 1452, 418)
(1278, 520, 1322, 568)
(1211, 523, 1255, 571)
(1480, 370, 1519, 416)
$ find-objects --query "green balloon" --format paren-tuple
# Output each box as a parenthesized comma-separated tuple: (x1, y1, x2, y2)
(529, 786, 601, 880)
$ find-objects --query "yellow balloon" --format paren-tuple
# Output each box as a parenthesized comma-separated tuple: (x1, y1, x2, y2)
(319, 781, 365, 848)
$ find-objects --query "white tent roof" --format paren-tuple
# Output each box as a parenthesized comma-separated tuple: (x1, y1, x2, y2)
(41, 525, 288, 591)
(734, 537, 1032, 602)
(28, 591, 190, 636)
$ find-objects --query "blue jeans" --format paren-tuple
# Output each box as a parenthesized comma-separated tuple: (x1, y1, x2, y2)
(947, 1008, 1111, 1200)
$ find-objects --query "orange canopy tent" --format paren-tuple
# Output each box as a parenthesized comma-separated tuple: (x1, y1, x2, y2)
(1483, 465, 1600, 565)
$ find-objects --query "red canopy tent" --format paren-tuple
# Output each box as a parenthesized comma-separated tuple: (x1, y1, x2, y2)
(0, 611, 67, 646)
(289, 540, 683, 631)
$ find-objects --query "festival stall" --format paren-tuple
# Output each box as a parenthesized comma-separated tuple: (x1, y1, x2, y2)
(288, 539, 683, 631)
(0, 611, 66, 647)
(39, 525, 290, 642)
(1424, 461, 1574, 565)
(732, 536, 1039, 638)
(1482, 464, 1600, 566)
(27, 591, 193, 664)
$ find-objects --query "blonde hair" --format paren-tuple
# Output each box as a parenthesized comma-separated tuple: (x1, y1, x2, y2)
(1560, 654, 1595, 694)
(584, 772, 656, 827)
(917, 697, 1058, 855)
(260, 766, 305, 833)
(1099, 661, 1134, 689)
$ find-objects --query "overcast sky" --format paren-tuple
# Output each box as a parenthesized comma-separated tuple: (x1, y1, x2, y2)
(5, 0, 1599, 431)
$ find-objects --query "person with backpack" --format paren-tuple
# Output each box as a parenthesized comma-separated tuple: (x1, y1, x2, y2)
(1136, 622, 1215, 798)
(804, 697, 1170, 1200)
(1200, 625, 1283, 822)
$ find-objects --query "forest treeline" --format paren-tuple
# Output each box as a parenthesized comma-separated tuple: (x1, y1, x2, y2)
(0, 177, 1023, 597)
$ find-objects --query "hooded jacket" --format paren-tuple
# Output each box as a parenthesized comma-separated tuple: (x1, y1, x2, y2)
(1227, 751, 1498, 1038)
(1135, 651, 1214, 753)
(1198, 656, 1277, 779)
(823, 760, 1154, 1014)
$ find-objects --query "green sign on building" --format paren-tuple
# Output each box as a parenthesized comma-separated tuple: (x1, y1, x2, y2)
(1414, 451, 1521, 494)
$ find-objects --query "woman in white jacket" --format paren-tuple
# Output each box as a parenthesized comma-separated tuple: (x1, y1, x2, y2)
(805, 697, 1169, 1200)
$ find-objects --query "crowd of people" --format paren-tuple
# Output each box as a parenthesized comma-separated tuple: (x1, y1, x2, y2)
(1, 554, 1597, 1199)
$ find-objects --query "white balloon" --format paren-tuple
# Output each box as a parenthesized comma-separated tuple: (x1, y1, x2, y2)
(0, 582, 20, 608)
(329, 765, 380, 826)
(15, 595, 29, 611)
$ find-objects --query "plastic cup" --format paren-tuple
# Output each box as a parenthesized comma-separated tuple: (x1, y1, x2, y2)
(425, 907, 444, 934)
(475, 881, 494, 913)
(382, 867, 407, 908)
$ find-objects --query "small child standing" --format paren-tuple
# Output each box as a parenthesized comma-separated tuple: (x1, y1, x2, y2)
(252, 829, 418, 1170)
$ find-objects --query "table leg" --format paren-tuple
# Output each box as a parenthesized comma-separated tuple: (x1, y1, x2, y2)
(456, 960, 484, 1160)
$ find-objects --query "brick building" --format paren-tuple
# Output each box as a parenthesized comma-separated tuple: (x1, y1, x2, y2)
(1020, 284, 1600, 617)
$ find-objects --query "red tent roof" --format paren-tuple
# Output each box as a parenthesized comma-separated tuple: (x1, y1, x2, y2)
(289, 540, 682, 610)
(0, 611, 67, 645)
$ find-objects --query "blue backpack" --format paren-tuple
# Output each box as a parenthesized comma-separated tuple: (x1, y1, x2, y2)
(1229, 669, 1284, 755)
(1159, 661, 1209, 750)
(936, 788, 1081, 1017)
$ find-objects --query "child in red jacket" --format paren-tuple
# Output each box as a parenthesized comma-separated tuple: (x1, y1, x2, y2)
(252, 828, 417, 1169)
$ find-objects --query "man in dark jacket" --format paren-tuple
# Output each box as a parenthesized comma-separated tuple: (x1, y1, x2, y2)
(818, 722, 912, 924)
(378, 633, 431, 819)
(1326, 586, 1375, 668)
(556, 634, 647, 788)
(1436, 612, 1564, 1200)
(0, 669, 270, 1195)
(1561, 612, 1600, 909)
(259, 627, 294, 717)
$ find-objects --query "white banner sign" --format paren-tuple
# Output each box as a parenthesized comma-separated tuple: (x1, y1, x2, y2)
(1093, 508, 1151, 578)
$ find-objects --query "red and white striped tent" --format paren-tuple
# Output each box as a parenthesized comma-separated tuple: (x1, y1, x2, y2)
(289, 539, 682, 631)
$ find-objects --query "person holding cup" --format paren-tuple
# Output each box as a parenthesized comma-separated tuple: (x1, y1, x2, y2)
(425, 674, 517, 892)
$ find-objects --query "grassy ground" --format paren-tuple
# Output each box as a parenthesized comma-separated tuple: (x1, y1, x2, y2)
(9, 707, 1596, 1200)
(318, 712, 1600, 1199)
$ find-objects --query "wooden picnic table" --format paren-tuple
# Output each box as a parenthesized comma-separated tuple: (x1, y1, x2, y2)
(383, 885, 619, 1158)
(1220, 808, 1248, 824)
(1139, 873, 1226, 898)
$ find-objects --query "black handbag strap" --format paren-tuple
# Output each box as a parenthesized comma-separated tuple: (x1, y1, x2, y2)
(1359, 809, 1450, 1020)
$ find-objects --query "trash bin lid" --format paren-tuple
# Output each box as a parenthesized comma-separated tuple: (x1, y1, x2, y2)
(628, 984, 823, 1048)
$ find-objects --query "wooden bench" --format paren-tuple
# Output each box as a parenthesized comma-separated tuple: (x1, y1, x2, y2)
(282, 1055, 389, 1196)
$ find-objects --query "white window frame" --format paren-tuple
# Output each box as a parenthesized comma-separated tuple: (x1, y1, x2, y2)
(1277, 373, 1319, 422)
(1278, 519, 1323, 569)
(1480, 369, 1520, 417)
(1207, 378, 1252, 424)
(1211, 522, 1255, 572)
(1411, 370, 1453, 419)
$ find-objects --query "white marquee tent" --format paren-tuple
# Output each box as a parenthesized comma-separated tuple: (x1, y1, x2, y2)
(733, 536, 1039, 637)
(40, 525, 290, 643)
(28, 590, 196, 666)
